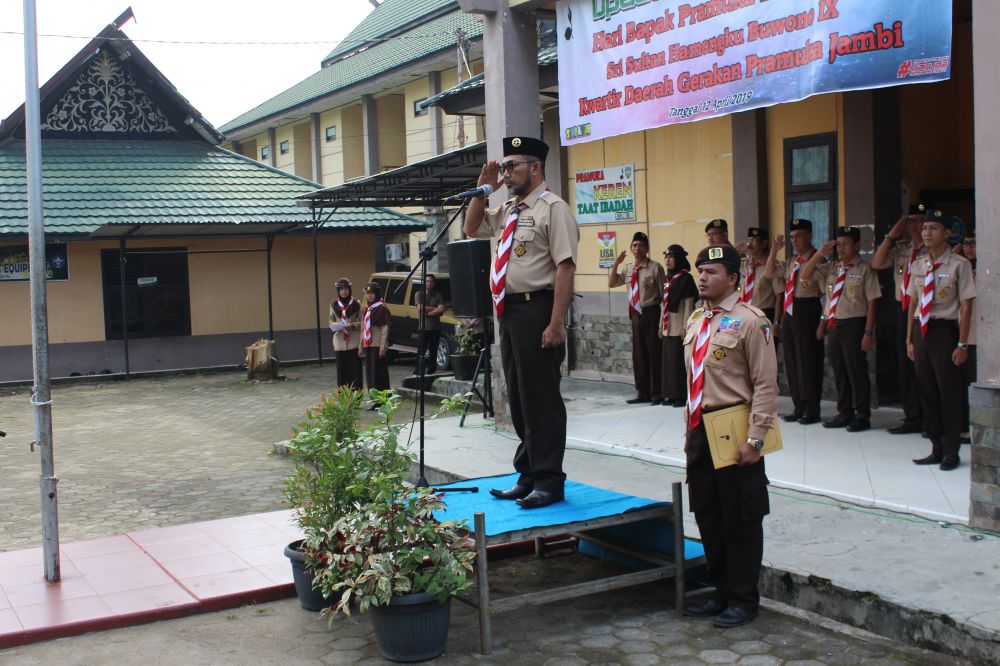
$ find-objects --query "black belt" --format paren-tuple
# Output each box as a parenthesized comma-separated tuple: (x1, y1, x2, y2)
(793, 296, 821, 301)
(926, 319, 958, 329)
(506, 289, 553, 304)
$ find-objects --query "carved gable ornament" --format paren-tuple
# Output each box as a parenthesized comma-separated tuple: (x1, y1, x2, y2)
(41, 49, 178, 135)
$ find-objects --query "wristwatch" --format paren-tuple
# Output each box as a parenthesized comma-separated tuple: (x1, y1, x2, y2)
(746, 437, 765, 452)
(864, 330, 874, 337)
(957, 342, 969, 350)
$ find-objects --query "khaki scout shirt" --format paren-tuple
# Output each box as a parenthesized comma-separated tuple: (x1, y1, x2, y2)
(683, 291, 778, 440)
(815, 259, 882, 320)
(740, 256, 784, 310)
(468, 181, 579, 293)
(887, 239, 927, 303)
(665, 295, 697, 337)
(907, 248, 976, 321)
(329, 300, 362, 352)
(783, 251, 824, 298)
(614, 260, 667, 310)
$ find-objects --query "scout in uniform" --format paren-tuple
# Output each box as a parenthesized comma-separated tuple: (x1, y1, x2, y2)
(610, 232, 667, 404)
(872, 203, 928, 434)
(763, 219, 824, 424)
(359, 281, 391, 404)
(801, 227, 881, 432)
(659, 244, 698, 407)
(906, 209, 976, 471)
(683, 244, 777, 628)
(705, 218, 731, 246)
(960, 229, 977, 443)
(739, 227, 783, 323)
(414, 273, 446, 375)
(464, 135, 579, 509)
(328, 277, 362, 390)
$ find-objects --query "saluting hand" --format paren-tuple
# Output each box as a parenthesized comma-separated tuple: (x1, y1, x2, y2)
(735, 441, 761, 466)
(614, 250, 627, 266)
(479, 161, 505, 191)
(818, 240, 837, 257)
(772, 235, 785, 252)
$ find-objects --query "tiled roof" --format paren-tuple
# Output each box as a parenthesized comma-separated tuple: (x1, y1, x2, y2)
(0, 140, 428, 236)
(219, 9, 482, 134)
(322, 0, 457, 64)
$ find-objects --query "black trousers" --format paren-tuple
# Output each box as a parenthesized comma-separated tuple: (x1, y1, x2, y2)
(660, 335, 686, 402)
(827, 317, 870, 419)
(335, 350, 363, 391)
(913, 322, 965, 460)
(895, 305, 923, 426)
(686, 422, 768, 612)
(500, 291, 567, 493)
(631, 307, 663, 400)
(362, 349, 390, 392)
(417, 329, 441, 374)
(781, 298, 824, 418)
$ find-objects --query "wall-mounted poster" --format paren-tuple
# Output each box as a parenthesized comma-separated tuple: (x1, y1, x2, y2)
(576, 164, 636, 224)
(0, 244, 69, 282)
(597, 231, 617, 269)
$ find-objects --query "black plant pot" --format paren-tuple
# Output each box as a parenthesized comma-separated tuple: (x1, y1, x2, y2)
(449, 354, 478, 381)
(369, 592, 451, 662)
(284, 540, 332, 612)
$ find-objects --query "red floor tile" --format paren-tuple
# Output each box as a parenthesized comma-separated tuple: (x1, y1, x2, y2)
(0, 548, 43, 570)
(100, 583, 197, 616)
(14, 595, 114, 631)
(61, 535, 139, 559)
(254, 561, 294, 586)
(127, 524, 207, 546)
(213, 526, 291, 551)
(193, 515, 273, 536)
(0, 561, 81, 590)
(0, 608, 23, 634)
(137, 535, 228, 562)
(229, 543, 291, 568)
(4, 576, 98, 608)
(159, 550, 251, 580)
(70, 549, 158, 576)
(178, 568, 273, 600)
(85, 565, 175, 595)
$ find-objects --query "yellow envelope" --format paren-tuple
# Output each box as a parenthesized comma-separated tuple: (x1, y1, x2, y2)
(702, 404, 782, 469)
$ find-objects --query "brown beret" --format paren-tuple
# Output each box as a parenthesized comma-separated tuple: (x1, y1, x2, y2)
(705, 218, 728, 233)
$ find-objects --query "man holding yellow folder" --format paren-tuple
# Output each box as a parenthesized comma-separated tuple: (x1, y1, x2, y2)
(682, 244, 779, 628)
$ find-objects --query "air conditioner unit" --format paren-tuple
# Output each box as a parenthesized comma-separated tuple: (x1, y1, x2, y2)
(385, 243, 406, 262)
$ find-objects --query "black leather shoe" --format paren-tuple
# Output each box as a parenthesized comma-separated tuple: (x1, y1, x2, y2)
(822, 414, 851, 429)
(650, 398, 663, 406)
(683, 598, 726, 618)
(939, 457, 960, 471)
(489, 484, 532, 500)
(516, 490, 564, 509)
(713, 606, 758, 628)
(797, 414, 821, 425)
(913, 454, 943, 465)
(626, 397, 650, 404)
(888, 423, 922, 435)
(781, 413, 803, 422)
(846, 418, 871, 433)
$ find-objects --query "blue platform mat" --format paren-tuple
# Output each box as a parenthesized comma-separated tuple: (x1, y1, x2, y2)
(435, 473, 704, 559)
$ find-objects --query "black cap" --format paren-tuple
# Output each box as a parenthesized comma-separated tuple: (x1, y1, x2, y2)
(664, 244, 688, 257)
(705, 218, 728, 233)
(503, 136, 549, 161)
(631, 231, 649, 246)
(835, 226, 861, 242)
(335, 277, 352, 289)
(790, 218, 813, 233)
(747, 227, 767, 239)
(695, 244, 741, 272)
(923, 208, 954, 229)
(908, 202, 927, 215)
(364, 281, 383, 296)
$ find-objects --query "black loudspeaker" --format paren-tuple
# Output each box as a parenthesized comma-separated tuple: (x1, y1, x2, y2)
(447, 238, 492, 318)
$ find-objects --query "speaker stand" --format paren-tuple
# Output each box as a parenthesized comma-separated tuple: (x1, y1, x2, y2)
(460, 324, 494, 426)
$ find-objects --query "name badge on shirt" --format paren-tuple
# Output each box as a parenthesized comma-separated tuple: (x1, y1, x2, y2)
(717, 316, 742, 333)
(519, 217, 535, 228)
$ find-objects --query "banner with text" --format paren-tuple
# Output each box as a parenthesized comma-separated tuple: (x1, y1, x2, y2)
(576, 164, 636, 224)
(559, 0, 952, 145)
(597, 231, 618, 268)
(0, 244, 70, 282)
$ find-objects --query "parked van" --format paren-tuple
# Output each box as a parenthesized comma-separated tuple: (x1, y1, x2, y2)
(366, 271, 459, 370)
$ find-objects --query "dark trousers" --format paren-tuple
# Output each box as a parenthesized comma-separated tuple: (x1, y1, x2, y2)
(895, 305, 923, 426)
(363, 349, 390, 392)
(827, 317, 870, 419)
(417, 329, 441, 374)
(661, 335, 686, 402)
(761, 307, 776, 324)
(335, 350, 363, 391)
(781, 298, 824, 418)
(631, 307, 663, 400)
(962, 345, 977, 434)
(913, 322, 964, 460)
(500, 292, 566, 493)
(686, 422, 768, 612)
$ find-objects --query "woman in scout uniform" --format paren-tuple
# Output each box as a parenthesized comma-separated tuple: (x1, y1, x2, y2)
(683, 244, 777, 628)
(358, 281, 392, 403)
(800, 227, 881, 432)
(739, 227, 783, 323)
(906, 209, 976, 471)
(610, 232, 667, 404)
(659, 244, 698, 407)
(329, 277, 362, 390)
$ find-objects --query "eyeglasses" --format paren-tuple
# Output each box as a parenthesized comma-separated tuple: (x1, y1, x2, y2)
(499, 160, 534, 174)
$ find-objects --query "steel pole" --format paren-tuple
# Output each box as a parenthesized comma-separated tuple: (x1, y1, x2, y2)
(23, 0, 60, 582)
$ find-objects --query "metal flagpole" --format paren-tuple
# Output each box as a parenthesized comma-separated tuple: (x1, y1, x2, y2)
(23, 0, 60, 582)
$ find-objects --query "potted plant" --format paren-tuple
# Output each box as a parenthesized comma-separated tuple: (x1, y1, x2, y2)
(449, 325, 482, 381)
(282, 387, 412, 611)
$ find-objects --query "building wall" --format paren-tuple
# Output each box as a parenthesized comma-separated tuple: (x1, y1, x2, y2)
(341, 104, 365, 181)
(376, 94, 407, 172)
(319, 107, 345, 185)
(293, 121, 313, 181)
(403, 78, 434, 164)
(274, 124, 295, 172)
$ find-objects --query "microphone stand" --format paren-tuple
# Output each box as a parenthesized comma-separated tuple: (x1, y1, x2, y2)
(395, 196, 478, 493)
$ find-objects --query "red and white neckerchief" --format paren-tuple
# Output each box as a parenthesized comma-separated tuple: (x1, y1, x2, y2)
(362, 301, 382, 348)
(900, 246, 920, 311)
(336, 298, 357, 340)
(783, 256, 808, 316)
(742, 261, 760, 303)
(628, 263, 644, 317)
(687, 305, 722, 430)
(661, 269, 688, 330)
(918, 259, 942, 337)
(490, 202, 525, 317)
(826, 264, 853, 328)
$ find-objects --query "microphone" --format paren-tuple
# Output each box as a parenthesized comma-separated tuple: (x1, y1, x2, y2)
(443, 184, 493, 202)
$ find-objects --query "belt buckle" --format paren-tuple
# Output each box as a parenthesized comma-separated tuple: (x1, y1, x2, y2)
(525, 292, 531, 302)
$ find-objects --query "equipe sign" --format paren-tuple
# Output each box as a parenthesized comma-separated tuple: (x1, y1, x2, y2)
(558, 0, 952, 145)
(0, 244, 69, 282)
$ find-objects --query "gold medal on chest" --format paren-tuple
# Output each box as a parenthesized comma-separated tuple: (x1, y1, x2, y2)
(849, 285, 858, 296)
(514, 245, 526, 257)
(713, 348, 726, 360)
(938, 287, 949, 299)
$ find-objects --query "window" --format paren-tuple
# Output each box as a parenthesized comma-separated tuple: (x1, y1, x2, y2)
(279, 140, 289, 155)
(260, 145, 271, 160)
(414, 98, 428, 117)
(325, 125, 337, 142)
(382, 279, 407, 306)
(784, 132, 837, 243)
(101, 248, 191, 340)
(409, 278, 452, 306)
